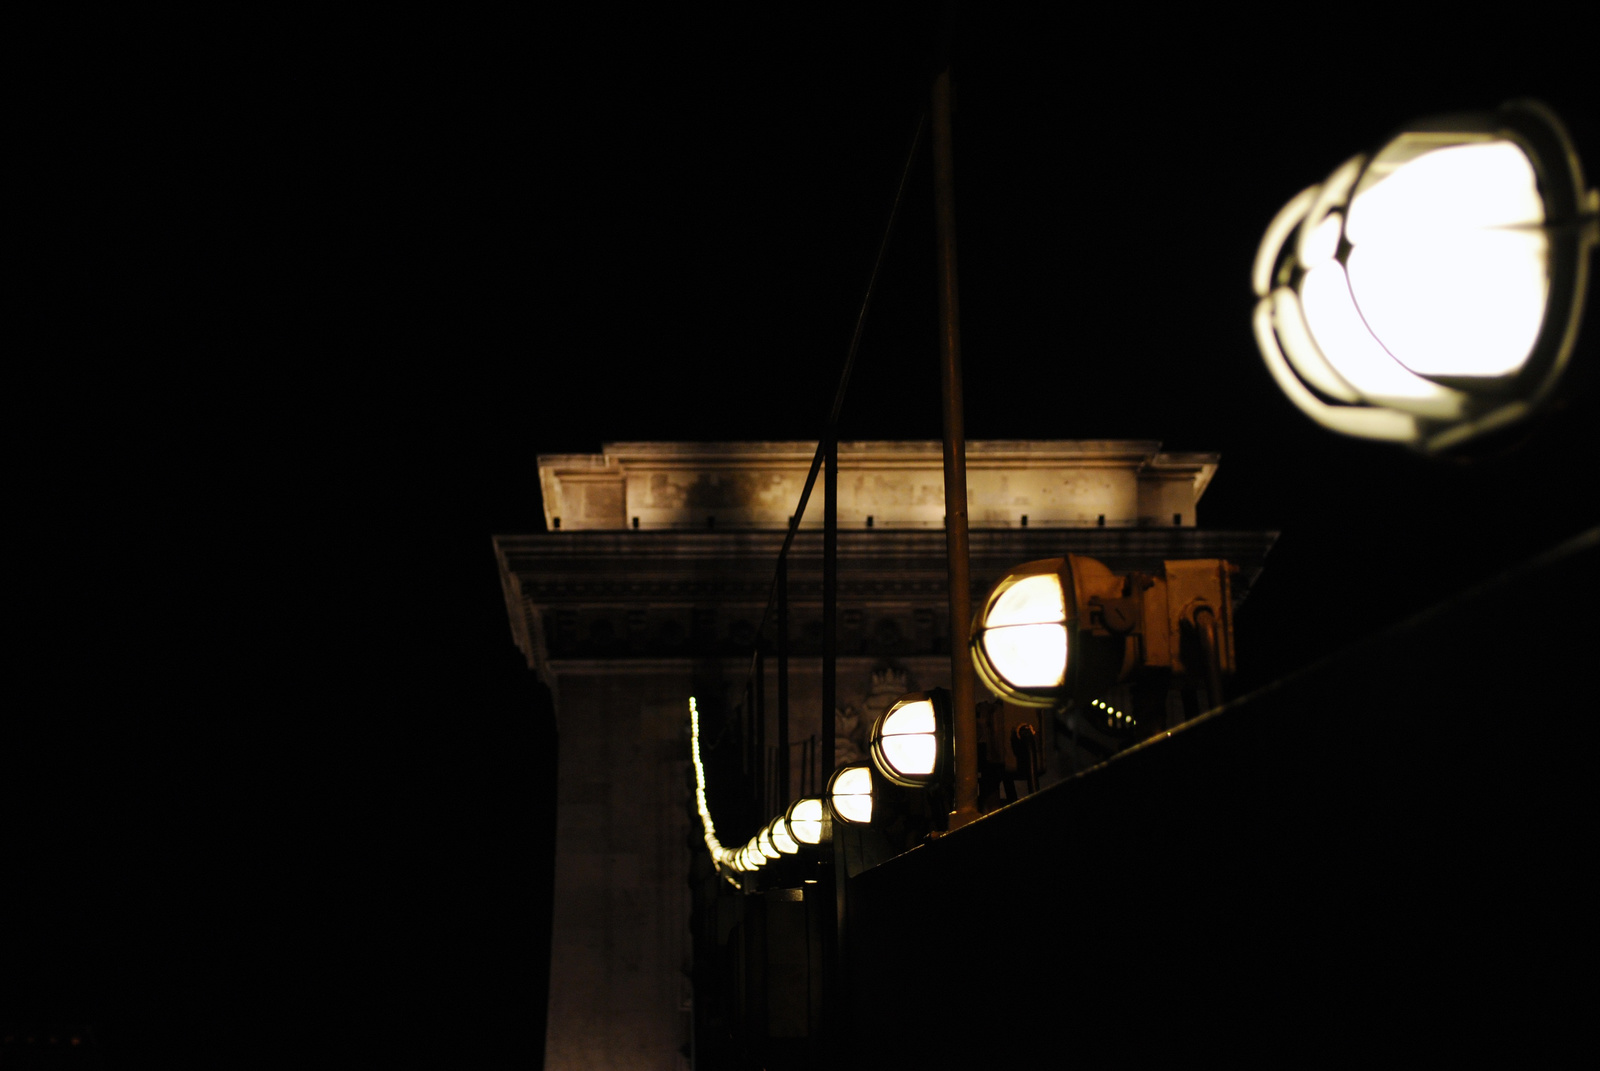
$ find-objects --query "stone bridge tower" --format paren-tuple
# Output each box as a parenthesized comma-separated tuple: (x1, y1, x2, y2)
(494, 441, 1276, 1069)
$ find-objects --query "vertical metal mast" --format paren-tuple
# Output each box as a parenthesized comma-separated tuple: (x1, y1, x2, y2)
(822, 435, 837, 788)
(776, 555, 790, 805)
(932, 61, 980, 831)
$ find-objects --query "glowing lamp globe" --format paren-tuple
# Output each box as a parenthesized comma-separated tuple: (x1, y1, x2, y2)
(971, 556, 1108, 707)
(785, 797, 828, 846)
(757, 825, 781, 860)
(1253, 99, 1597, 453)
(770, 817, 800, 855)
(827, 765, 874, 825)
(869, 690, 951, 788)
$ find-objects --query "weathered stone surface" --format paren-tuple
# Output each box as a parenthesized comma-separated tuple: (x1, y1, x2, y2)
(538, 441, 1218, 531)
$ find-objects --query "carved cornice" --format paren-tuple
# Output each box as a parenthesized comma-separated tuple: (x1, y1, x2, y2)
(493, 528, 1278, 666)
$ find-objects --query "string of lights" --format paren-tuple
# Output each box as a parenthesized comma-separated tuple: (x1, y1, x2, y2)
(689, 696, 741, 887)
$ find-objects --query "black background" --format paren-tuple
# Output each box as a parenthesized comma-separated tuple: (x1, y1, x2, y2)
(12, 7, 1596, 1066)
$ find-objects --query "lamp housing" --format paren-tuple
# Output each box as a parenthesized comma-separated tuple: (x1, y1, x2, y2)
(971, 555, 1236, 709)
(1252, 99, 1597, 453)
(826, 764, 874, 826)
(869, 688, 952, 789)
(769, 816, 800, 856)
(783, 797, 830, 848)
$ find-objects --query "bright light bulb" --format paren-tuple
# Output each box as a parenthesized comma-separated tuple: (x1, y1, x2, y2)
(772, 820, 799, 855)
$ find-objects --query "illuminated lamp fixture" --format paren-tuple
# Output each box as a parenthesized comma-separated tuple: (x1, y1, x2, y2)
(757, 824, 781, 861)
(784, 797, 829, 847)
(971, 555, 1236, 710)
(1253, 99, 1598, 453)
(827, 764, 874, 825)
(769, 816, 800, 855)
(869, 689, 951, 789)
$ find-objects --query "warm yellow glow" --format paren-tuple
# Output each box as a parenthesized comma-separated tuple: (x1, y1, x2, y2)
(771, 819, 799, 855)
(1269, 287, 1362, 402)
(883, 699, 936, 735)
(1254, 186, 1318, 297)
(690, 696, 740, 884)
(1249, 111, 1586, 452)
(982, 623, 1067, 689)
(830, 765, 873, 824)
(1296, 155, 1365, 270)
(1302, 211, 1343, 266)
(1254, 295, 1419, 441)
(882, 734, 937, 776)
(878, 699, 938, 777)
(788, 798, 825, 845)
(987, 574, 1065, 627)
(980, 573, 1068, 689)
(758, 827, 780, 859)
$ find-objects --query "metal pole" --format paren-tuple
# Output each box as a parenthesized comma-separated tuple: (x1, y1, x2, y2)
(755, 647, 766, 818)
(777, 554, 790, 805)
(746, 677, 758, 827)
(932, 62, 980, 832)
(822, 435, 837, 785)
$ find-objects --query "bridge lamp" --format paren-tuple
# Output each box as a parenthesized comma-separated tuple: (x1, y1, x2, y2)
(1253, 99, 1597, 453)
(784, 797, 829, 847)
(827, 764, 874, 825)
(769, 816, 800, 856)
(971, 555, 1236, 710)
(869, 689, 952, 788)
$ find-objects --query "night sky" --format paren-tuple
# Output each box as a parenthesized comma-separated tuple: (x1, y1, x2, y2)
(13, 9, 1596, 1066)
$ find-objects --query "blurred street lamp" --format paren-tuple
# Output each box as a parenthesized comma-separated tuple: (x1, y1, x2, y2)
(769, 816, 800, 856)
(743, 841, 766, 870)
(785, 797, 829, 847)
(1253, 99, 1598, 452)
(970, 555, 1235, 711)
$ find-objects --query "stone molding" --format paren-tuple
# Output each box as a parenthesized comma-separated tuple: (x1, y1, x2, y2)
(494, 528, 1278, 671)
(538, 441, 1220, 531)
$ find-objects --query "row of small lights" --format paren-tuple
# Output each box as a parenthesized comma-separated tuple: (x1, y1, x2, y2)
(1090, 698, 1133, 730)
